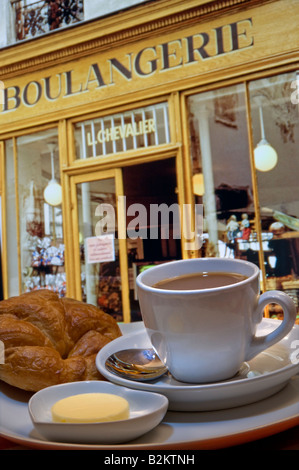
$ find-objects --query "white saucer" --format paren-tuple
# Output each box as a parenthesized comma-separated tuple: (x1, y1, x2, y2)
(96, 319, 299, 411)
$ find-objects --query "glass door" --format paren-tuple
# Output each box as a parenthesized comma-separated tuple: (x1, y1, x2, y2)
(70, 169, 130, 323)
(122, 157, 182, 321)
(70, 158, 181, 323)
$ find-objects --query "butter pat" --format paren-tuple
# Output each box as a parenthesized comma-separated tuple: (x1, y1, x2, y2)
(51, 393, 130, 423)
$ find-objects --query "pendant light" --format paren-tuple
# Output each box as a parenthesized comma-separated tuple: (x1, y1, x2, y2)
(43, 142, 62, 206)
(254, 106, 278, 172)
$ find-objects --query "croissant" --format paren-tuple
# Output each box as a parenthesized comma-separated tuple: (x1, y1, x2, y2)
(0, 290, 122, 391)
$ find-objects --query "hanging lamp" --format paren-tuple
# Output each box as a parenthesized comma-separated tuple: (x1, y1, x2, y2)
(254, 106, 278, 172)
(43, 142, 62, 206)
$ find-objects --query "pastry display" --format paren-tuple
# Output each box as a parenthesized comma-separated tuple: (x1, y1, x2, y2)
(0, 290, 122, 392)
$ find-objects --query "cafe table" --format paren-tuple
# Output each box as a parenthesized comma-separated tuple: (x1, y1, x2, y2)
(1, 373, 298, 451)
(1, 321, 298, 451)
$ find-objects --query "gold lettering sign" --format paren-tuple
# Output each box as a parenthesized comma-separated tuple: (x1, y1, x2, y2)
(77, 102, 169, 158)
(87, 118, 156, 145)
(0, 15, 255, 124)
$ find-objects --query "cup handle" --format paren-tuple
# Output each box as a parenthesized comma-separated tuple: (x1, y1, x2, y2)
(245, 290, 296, 361)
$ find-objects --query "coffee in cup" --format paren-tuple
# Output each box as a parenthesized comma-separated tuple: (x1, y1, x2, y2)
(153, 271, 248, 290)
(136, 258, 296, 383)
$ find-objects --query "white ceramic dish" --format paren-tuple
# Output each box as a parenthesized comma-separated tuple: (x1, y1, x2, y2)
(28, 381, 168, 444)
(96, 319, 299, 411)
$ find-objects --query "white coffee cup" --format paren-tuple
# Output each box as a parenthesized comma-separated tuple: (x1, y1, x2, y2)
(136, 258, 296, 383)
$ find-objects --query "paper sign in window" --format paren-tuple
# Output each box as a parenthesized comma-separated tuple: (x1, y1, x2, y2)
(86, 235, 115, 264)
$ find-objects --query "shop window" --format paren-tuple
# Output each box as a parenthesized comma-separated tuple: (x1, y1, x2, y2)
(74, 102, 171, 159)
(249, 71, 299, 320)
(187, 84, 258, 265)
(4, 129, 65, 297)
(187, 73, 299, 322)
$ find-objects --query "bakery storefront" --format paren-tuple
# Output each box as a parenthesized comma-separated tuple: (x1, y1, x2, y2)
(1, 0, 299, 323)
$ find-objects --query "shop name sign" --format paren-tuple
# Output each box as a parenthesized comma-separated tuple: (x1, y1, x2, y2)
(1, 17, 254, 115)
(87, 118, 156, 145)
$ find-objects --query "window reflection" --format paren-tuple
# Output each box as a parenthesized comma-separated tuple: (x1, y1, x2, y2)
(249, 72, 299, 321)
(5, 129, 65, 297)
(187, 84, 258, 265)
(187, 73, 299, 323)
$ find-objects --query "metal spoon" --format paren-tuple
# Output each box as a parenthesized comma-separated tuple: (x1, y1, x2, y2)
(105, 348, 168, 381)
